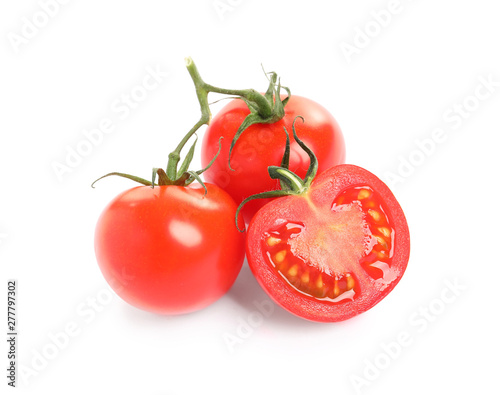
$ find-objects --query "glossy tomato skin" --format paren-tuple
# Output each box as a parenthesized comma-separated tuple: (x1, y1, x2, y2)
(201, 95, 345, 224)
(94, 183, 245, 315)
(246, 165, 410, 322)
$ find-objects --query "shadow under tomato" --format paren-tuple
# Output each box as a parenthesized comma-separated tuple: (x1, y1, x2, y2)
(226, 260, 330, 329)
(117, 299, 199, 325)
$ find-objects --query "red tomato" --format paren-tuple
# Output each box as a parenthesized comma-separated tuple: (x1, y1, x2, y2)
(94, 183, 245, 315)
(201, 95, 345, 224)
(246, 165, 410, 322)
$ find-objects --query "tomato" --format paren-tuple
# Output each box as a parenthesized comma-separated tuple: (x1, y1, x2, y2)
(201, 95, 345, 224)
(94, 183, 246, 315)
(245, 164, 410, 322)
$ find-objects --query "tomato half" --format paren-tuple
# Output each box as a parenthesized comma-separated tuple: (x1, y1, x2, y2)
(201, 95, 345, 224)
(246, 165, 410, 322)
(94, 183, 245, 315)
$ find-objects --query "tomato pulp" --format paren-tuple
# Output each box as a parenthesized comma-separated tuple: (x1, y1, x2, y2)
(246, 165, 410, 322)
(201, 95, 345, 224)
(94, 183, 246, 315)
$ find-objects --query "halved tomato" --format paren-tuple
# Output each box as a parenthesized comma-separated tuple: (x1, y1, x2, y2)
(246, 164, 410, 322)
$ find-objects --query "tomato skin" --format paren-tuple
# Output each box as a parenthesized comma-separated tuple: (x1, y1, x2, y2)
(94, 183, 245, 315)
(201, 95, 345, 224)
(246, 165, 410, 322)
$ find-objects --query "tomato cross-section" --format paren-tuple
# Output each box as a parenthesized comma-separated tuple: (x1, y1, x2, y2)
(246, 165, 410, 322)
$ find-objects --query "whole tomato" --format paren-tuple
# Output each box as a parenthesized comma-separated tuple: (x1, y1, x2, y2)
(201, 95, 345, 224)
(94, 183, 245, 315)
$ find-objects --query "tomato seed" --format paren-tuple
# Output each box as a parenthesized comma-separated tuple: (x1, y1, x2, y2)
(357, 189, 371, 200)
(375, 235, 388, 249)
(275, 250, 286, 263)
(316, 274, 324, 289)
(377, 251, 387, 260)
(368, 209, 381, 222)
(288, 264, 298, 277)
(347, 275, 355, 290)
(333, 281, 340, 297)
(267, 236, 281, 246)
(378, 227, 391, 238)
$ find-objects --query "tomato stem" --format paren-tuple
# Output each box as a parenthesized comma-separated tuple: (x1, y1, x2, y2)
(165, 58, 211, 180)
(92, 57, 289, 194)
(235, 190, 294, 232)
(234, 117, 319, 231)
(166, 57, 275, 177)
(273, 117, 318, 191)
(292, 116, 318, 187)
(268, 166, 306, 193)
(182, 57, 290, 171)
(91, 172, 154, 188)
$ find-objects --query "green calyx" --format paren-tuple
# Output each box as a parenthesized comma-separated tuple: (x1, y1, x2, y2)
(92, 57, 290, 194)
(91, 57, 225, 194)
(184, 57, 290, 170)
(90, 137, 223, 195)
(235, 116, 318, 232)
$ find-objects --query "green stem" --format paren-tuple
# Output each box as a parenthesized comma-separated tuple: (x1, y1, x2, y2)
(166, 58, 212, 180)
(233, 116, 319, 230)
(182, 57, 289, 172)
(167, 57, 270, 178)
(185, 57, 273, 118)
(268, 166, 306, 193)
(91, 172, 154, 188)
(235, 190, 294, 232)
(94, 58, 278, 192)
(203, 85, 273, 118)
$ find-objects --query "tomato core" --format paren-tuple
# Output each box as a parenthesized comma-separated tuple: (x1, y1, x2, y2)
(262, 186, 398, 303)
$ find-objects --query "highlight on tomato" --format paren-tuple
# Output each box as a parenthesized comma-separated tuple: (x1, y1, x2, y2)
(241, 118, 410, 322)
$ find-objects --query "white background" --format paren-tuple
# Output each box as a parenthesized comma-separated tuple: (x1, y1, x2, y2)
(1, 1, 499, 394)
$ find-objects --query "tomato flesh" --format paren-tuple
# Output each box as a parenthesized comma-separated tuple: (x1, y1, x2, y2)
(264, 221, 359, 301)
(335, 186, 397, 282)
(246, 165, 410, 322)
(262, 185, 397, 305)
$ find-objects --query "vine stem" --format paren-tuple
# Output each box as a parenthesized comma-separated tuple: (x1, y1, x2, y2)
(93, 57, 285, 191)
(166, 57, 286, 179)
(233, 117, 317, 232)
(166, 58, 212, 179)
